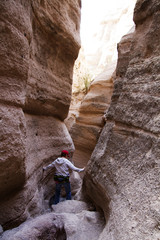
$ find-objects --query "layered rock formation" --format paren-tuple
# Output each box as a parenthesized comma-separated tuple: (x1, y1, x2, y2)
(83, 0, 160, 239)
(0, 0, 81, 229)
(1, 0, 160, 239)
(64, 91, 85, 131)
(70, 63, 116, 167)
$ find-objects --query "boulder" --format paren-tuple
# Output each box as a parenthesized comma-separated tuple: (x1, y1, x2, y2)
(1, 200, 105, 240)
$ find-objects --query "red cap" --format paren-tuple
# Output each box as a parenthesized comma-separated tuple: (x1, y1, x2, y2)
(61, 150, 69, 156)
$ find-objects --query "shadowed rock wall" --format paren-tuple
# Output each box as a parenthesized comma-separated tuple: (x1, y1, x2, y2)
(84, 0, 160, 239)
(0, 0, 81, 229)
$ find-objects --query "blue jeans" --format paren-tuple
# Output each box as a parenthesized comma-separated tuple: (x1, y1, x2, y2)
(54, 181, 71, 204)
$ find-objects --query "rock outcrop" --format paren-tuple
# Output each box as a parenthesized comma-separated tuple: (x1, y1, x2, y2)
(0, 0, 81, 229)
(70, 63, 116, 167)
(83, 0, 160, 239)
(1, 200, 105, 240)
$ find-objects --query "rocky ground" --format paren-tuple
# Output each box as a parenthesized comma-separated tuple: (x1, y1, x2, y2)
(0, 200, 105, 240)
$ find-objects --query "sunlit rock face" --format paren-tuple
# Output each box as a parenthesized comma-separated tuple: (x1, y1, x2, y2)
(0, 0, 81, 229)
(84, 0, 160, 239)
(65, 91, 86, 131)
(70, 63, 116, 167)
(81, 0, 137, 77)
(68, 0, 137, 167)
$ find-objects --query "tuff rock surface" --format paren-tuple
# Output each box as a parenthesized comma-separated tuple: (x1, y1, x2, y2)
(0, 200, 105, 240)
(1, 0, 160, 239)
(67, 0, 137, 168)
(83, 0, 160, 239)
(0, 0, 81, 229)
(70, 63, 116, 167)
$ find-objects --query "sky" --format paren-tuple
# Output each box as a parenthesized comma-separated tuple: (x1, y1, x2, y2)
(80, 0, 136, 53)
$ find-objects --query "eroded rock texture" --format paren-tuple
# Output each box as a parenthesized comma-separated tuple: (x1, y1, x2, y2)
(70, 63, 115, 167)
(0, 0, 81, 229)
(84, 0, 160, 239)
(1, 200, 105, 240)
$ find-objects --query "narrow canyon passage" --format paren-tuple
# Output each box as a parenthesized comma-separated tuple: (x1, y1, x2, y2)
(0, 0, 160, 240)
(65, 0, 137, 169)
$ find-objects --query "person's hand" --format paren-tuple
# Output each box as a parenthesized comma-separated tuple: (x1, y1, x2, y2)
(79, 167, 85, 172)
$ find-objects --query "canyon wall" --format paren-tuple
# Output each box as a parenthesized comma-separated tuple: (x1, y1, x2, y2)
(83, 0, 160, 239)
(70, 63, 116, 167)
(0, 0, 81, 229)
(68, 0, 137, 168)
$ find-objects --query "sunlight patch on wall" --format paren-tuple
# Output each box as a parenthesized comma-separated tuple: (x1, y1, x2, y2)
(80, 0, 137, 77)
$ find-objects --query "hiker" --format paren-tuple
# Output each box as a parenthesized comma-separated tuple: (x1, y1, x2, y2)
(43, 150, 85, 204)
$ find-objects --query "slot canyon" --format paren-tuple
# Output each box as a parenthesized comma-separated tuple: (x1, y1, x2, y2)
(0, 0, 160, 239)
